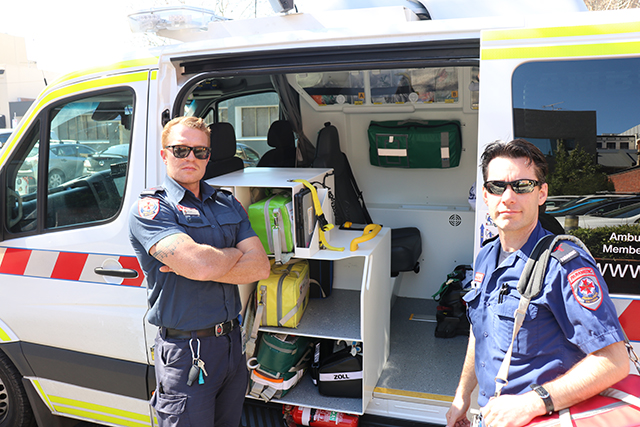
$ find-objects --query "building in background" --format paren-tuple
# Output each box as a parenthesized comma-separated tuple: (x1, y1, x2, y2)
(0, 33, 59, 129)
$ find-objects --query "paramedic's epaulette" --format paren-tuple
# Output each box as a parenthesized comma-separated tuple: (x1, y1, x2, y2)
(550, 241, 579, 264)
(214, 188, 233, 199)
(140, 186, 165, 197)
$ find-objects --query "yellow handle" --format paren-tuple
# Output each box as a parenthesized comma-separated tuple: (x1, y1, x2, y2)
(291, 179, 344, 252)
(350, 224, 382, 251)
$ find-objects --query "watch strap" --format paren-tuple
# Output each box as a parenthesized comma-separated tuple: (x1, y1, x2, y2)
(530, 384, 554, 415)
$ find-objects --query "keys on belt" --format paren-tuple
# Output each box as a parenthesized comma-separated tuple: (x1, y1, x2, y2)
(165, 318, 239, 339)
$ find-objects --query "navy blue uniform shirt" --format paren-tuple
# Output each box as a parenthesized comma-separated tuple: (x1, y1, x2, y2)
(464, 222, 625, 407)
(129, 176, 257, 331)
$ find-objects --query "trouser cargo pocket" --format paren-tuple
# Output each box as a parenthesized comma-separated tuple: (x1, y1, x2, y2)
(151, 391, 189, 426)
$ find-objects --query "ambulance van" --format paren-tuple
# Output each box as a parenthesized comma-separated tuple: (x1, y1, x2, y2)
(1, 1, 639, 426)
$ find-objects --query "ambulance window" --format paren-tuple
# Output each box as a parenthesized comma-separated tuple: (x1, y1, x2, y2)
(512, 58, 640, 294)
(512, 58, 640, 196)
(4, 90, 134, 235)
(5, 123, 40, 233)
(217, 92, 280, 166)
(45, 90, 134, 228)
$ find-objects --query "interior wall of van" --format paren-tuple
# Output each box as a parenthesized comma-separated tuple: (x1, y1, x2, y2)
(294, 67, 478, 298)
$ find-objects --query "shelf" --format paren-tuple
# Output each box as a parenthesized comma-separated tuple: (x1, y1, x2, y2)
(251, 371, 364, 415)
(259, 289, 361, 341)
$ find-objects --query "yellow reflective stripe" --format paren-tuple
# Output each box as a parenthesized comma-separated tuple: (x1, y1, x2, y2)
(374, 386, 454, 402)
(483, 21, 640, 42)
(0, 327, 10, 342)
(50, 57, 159, 87)
(49, 395, 151, 426)
(0, 70, 150, 164)
(482, 40, 640, 60)
(31, 380, 55, 411)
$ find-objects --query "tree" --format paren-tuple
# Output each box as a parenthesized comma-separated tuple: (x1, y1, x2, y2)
(547, 142, 614, 196)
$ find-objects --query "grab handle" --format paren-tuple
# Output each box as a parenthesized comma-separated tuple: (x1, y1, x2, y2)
(350, 224, 382, 251)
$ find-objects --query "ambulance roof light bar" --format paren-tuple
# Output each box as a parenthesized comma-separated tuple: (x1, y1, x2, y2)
(128, 6, 228, 34)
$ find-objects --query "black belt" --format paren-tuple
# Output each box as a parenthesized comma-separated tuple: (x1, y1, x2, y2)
(165, 318, 239, 339)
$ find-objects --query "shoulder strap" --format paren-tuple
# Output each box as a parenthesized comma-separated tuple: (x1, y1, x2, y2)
(495, 234, 592, 397)
(516, 234, 592, 300)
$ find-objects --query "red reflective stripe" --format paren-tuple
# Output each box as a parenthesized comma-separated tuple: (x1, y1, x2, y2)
(618, 300, 640, 342)
(119, 256, 145, 287)
(51, 252, 89, 281)
(0, 248, 31, 275)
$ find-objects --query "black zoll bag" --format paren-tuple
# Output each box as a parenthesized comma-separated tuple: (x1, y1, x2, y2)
(498, 235, 640, 427)
(311, 340, 363, 398)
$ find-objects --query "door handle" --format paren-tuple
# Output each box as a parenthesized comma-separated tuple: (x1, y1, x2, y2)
(94, 267, 139, 278)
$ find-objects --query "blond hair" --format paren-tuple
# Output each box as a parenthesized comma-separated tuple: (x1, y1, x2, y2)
(161, 116, 210, 148)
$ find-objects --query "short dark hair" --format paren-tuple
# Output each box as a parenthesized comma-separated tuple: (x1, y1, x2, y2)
(480, 139, 548, 183)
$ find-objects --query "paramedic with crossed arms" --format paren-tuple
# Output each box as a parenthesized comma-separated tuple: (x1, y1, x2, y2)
(445, 139, 629, 427)
(129, 116, 270, 427)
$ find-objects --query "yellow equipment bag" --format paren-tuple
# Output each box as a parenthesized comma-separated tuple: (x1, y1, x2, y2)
(256, 259, 310, 328)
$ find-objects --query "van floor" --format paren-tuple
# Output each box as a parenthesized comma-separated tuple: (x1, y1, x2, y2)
(376, 296, 468, 398)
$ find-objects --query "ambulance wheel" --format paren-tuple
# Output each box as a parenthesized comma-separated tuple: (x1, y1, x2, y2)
(0, 351, 36, 427)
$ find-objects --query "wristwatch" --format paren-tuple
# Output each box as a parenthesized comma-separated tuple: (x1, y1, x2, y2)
(530, 384, 554, 415)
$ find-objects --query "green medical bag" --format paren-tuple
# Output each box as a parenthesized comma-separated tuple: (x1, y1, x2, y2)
(248, 193, 294, 260)
(367, 120, 462, 169)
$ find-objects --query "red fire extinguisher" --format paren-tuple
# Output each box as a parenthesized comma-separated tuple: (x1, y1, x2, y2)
(285, 405, 359, 427)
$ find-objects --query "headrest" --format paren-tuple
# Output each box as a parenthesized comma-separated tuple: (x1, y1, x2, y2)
(208, 122, 237, 161)
(267, 120, 295, 149)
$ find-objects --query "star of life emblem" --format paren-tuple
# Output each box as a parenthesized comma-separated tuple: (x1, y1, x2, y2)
(138, 197, 159, 219)
(568, 267, 602, 311)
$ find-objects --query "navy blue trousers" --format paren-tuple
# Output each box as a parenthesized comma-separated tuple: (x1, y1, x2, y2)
(150, 327, 248, 427)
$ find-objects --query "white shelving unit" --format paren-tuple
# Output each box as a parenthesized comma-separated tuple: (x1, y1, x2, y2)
(206, 167, 392, 415)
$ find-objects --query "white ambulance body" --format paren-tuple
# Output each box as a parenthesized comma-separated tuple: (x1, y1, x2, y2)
(1, 2, 639, 426)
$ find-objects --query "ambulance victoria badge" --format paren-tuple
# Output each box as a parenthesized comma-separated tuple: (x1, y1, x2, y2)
(139, 197, 159, 219)
(568, 267, 602, 311)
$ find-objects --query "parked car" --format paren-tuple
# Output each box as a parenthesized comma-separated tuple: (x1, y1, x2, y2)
(236, 142, 261, 167)
(0, 129, 13, 150)
(544, 195, 581, 211)
(575, 202, 640, 229)
(548, 194, 631, 217)
(84, 144, 130, 173)
(18, 142, 96, 190)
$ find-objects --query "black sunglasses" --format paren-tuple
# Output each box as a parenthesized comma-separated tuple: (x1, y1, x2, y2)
(484, 179, 540, 195)
(166, 145, 211, 160)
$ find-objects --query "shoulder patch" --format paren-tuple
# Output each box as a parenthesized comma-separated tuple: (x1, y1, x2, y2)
(568, 267, 602, 311)
(138, 197, 160, 219)
(551, 241, 579, 264)
(140, 186, 165, 196)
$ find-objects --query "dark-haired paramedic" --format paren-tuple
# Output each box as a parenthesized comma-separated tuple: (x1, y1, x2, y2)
(129, 116, 270, 427)
(445, 139, 628, 427)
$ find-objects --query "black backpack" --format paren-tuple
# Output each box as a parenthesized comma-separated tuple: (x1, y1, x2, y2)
(433, 265, 473, 338)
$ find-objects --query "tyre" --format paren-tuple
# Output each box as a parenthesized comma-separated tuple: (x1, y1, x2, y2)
(0, 351, 36, 427)
(48, 170, 65, 188)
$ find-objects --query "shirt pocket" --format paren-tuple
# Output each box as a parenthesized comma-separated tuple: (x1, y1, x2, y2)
(491, 295, 538, 355)
(216, 210, 242, 247)
(463, 288, 481, 325)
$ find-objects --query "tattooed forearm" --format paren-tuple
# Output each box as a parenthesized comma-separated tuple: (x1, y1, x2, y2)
(151, 234, 189, 262)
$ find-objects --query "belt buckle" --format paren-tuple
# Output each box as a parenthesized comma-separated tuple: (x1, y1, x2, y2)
(215, 323, 224, 337)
